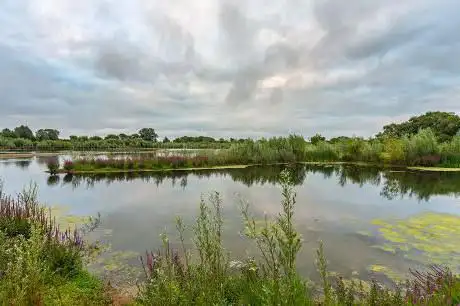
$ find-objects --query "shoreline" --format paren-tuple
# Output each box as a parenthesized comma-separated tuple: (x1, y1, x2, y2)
(407, 166, 460, 172)
(46, 161, 460, 175)
(50, 164, 253, 174)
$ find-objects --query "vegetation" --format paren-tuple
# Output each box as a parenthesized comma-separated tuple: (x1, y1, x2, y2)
(46, 127, 460, 174)
(0, 126, 237, 151)
(0, 182, 108, 304)
(377, 111, 460, 142)
(2, 111, 460, 156)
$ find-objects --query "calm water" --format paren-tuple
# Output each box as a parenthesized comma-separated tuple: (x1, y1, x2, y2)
(1, 155, 460, 284)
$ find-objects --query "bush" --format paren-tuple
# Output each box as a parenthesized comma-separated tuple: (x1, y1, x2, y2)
(47, 159, 59, 174)
(41, 240, 83, 278)
(0, 184, 107, 304)
(0, 217, 32, 239)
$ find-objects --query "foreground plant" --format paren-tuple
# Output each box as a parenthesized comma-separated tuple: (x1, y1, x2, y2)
(0, 182, 109, 304)
(136, 170, 460, 306)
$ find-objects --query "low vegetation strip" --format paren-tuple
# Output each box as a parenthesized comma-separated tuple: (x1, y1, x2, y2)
(46, 127, 460, 175)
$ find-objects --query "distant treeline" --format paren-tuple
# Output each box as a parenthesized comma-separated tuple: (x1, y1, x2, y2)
(1, 111, 460, 153)
(0, 127, 248, 151)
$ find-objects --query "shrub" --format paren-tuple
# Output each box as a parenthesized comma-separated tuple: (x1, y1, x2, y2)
(0, 184, 106, 304)
(0, 217, 32, 238)
(47, 159, 59, 174)
(41, 240, 83, 278)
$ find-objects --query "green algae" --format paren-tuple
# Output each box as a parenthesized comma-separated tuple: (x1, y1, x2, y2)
(371, 212, 460, 272)
(46, 205, 91, 230)
(368, 264, 405, 283)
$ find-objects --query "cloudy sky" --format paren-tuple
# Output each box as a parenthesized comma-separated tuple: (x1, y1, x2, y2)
(1, 0, 459, 138)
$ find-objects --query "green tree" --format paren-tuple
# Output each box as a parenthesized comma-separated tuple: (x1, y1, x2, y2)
(14, 125, 34, 140)
(162, 137, 170, 143)
(105, 134, 119, 140)
(378, 111, 460, 142)
(1, 128, 16, 138)
(36, 129, 60, 141)
(138, 128, 158, 142)
(118, 133, 129, 140)
(310, 133, 326, 145)
(329, 136, 351, 144)
(89, 136, 102, 141)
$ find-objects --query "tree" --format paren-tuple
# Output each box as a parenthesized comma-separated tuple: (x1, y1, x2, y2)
(69, 135, 78, 141)
(118, 133, 129, 140)
(377, 111, 460, 142)
(138, 128, 158, 142)
(36, 129, 60, 141)
(163, 137, 170, 143)
(90, 136, 102, 141)
(14, 125, 34, 140)
(105, 134, 119, 140)
(329, 136, 351, 144)
(310, 133, 326, 145)
(1, 128, 16, 138)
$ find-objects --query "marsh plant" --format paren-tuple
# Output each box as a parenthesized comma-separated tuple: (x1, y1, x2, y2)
(0, 181, 108, 304)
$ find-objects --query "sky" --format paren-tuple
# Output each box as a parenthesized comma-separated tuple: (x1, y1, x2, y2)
(1, 0, 460, 139)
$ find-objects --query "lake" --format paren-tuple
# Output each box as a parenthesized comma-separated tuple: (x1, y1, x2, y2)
(1, 154, 460, 286)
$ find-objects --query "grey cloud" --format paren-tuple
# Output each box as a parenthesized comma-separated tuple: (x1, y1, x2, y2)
(219, 2, 257, 61)
(1, 0, 460, 138)
(91, 9, 196, 82)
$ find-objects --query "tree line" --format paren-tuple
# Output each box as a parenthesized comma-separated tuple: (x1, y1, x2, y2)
(1, 111, 460, 151)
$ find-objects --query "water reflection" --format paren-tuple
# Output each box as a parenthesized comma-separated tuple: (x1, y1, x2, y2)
(36, 155, 59, 166)
(14, 160, 32, 169)
(47, 175, 60, 186)
(52, 164, 460, 201)
(0, 159, 32, 169)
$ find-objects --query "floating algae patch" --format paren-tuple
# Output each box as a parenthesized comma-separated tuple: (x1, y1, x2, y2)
(368, 264, 405, 283)
(46, 205, 91, 230)
(371, 212, 460, 272)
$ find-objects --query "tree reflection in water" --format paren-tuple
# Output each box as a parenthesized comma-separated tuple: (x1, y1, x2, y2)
(54, 164, 460, 201)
